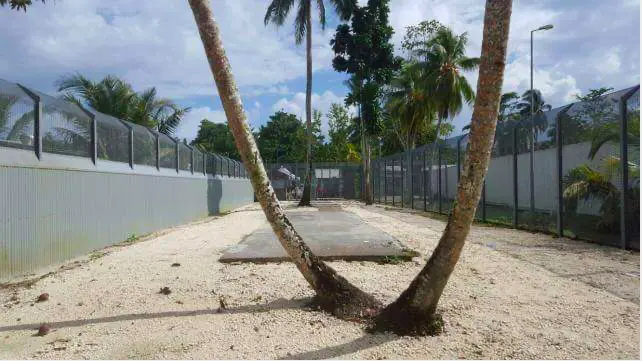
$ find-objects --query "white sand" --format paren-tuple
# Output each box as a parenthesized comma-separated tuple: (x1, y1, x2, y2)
(0, 201, 638, 359)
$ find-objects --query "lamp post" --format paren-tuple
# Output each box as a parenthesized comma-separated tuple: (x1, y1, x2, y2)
(530, 24, 553, 215)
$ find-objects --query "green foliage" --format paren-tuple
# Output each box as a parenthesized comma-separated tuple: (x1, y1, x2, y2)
(56, 73, 190, 137)
(190, 119, 240, 159)
(331, 0, 402, 136)
(417, 27, 479, 123)
(401, 20, 445, 60)
(256, 110, 307, 163)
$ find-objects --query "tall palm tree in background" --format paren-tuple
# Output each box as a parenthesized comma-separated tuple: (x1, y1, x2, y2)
(517, 89, 551, 135)
(418, 27, 479, 145)
(264, 0, 355, 206)
(56, 73, 190, 137)
(386, 62, 435, 150)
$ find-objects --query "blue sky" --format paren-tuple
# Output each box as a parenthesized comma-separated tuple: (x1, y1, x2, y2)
(0, 0, 639, 142)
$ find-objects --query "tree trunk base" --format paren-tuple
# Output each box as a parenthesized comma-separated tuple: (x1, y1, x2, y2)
(298, 183, 312, 207)
(307, 274, 383, 322)
(368, 299, 444, 336)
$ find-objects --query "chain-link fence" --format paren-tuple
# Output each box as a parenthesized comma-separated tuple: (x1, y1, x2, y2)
(373, 85, 641, 250)
(0, 78, 248, 179)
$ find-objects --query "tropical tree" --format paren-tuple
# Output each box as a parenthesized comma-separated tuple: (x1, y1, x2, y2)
(371, 0, 513, 335)
(56, 74, 190, 137)
(418, 27, 479, 144)
(264, 0, 355, 207)
(385, 62, 435, 150)
(189, 0, 381, 320)
(191, 119, 241, 159)
(331, 0, 401, 205)
(516, 89, 551, 139)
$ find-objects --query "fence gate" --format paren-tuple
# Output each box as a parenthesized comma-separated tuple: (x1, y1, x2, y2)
(265, 162, 362, 201)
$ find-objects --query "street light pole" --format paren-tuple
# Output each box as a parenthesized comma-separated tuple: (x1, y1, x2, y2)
(530, 24, 553, 216)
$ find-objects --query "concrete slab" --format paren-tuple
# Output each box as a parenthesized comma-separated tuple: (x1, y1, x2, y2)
(219, 210, 417, 263)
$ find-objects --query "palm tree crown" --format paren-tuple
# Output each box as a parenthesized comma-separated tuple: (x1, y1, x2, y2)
(56, 73, 189, 136)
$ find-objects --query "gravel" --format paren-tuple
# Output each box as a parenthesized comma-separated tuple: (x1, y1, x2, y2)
(0, 201, 638, 359)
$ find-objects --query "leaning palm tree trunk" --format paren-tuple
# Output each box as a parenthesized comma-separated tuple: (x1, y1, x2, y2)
(188, 0, 380, 319)
(371, 0, 512, 336)
(298, 1, 313, 207)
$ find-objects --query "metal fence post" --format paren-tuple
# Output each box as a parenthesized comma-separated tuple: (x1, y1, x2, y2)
(619, 86, 639, 249)
(513, 126, 519, 228)
(203, 152, 207, 175)
(76, 105, 97, 165)
(155, 133, 160, 170)
(556, 105, 572, 237)
(401, 155, 404, 208)
(423, 148, 427, 211)
(17, 84, 42, 160)
(190, 145, 194, 174)
(392, 158, 395, 207)
(175, 138, 179, 173)
(410, 151, 414, 209)
(438, 144, 442, 214)
(384, 158, 387, 205)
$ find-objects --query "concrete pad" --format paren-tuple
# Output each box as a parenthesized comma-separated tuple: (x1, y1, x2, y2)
(219, 210, 417, 263)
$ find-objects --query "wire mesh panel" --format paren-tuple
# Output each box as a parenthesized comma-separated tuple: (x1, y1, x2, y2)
(439, 137, 459, 214)
(128, 123, 156, 167)
(193, 148, 204, 173)
(626, 88, 640, 250)
(95, 112, 129, 163)
(179, 143, 192, 172)
(485, 122, 515, 226)
(158, 133, 176, 169)
(561, 88, 626, 246)
(32, 89, 92, 157)
(0, 79, 35, 150)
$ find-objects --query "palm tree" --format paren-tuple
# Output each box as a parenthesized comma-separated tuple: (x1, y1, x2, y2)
(386, 62, 435, 150)
(418, 27, 480, 143)
(372, 0, 513, 335)
(264, 0, 355, 206)
(516, 89, 551, 135)
(56, 73, 190, 137)
(188, 0, 380, 321)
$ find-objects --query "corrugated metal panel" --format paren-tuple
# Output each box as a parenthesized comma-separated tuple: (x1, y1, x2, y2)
(0, 165, 253, 281)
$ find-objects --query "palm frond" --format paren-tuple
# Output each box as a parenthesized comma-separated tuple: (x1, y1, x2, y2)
(264, 0, 295, 26)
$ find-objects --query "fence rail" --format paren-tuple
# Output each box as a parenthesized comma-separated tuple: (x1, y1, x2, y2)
(373, 85, 640, 250)
(0, 78, 247, 179)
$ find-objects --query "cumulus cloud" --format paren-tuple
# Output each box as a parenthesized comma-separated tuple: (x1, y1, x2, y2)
(272, 91, 356, 138)
(175, 106, 227, 142)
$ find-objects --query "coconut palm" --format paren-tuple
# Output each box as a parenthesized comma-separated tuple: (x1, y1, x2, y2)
(264, 0, 355, 206)
(372, 0, 513, 335)
(516, 89, 551, 134)
(386, 62, 435, 150)
(417, 27, 480, 142)
(56, 74, 190, 137)
(189, 0, 380, 321)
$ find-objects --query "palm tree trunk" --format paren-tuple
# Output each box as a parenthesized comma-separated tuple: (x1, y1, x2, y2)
(370, 0, 513, 336)
(188, 0, 381, 319)
(298, 0, 313, 207)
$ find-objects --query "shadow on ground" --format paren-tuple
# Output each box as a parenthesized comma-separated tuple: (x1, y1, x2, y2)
(0, 297, 311, 333)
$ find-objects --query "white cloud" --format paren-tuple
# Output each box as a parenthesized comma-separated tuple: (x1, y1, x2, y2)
(175, 106, 227, 142)
(272, 91, 356, 138)
(0, 0, 337, 99)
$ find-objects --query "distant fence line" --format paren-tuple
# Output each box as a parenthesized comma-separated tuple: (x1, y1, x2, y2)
(372, 85, 640, 250)
(0, 78, 247, 179)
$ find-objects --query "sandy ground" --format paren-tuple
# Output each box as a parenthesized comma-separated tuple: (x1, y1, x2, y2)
(0, 201, 639, 359)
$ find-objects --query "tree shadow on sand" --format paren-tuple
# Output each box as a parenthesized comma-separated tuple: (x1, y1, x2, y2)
(0, 297, 310, 333)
